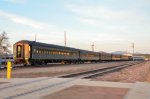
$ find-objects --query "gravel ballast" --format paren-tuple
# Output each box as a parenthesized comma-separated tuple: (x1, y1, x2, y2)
(94, 61, 150, 83)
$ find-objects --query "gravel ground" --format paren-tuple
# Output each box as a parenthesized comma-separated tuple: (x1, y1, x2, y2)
(0, 62, 131, 78)
(93, 61, 150, 83)
(42, 86, 128, 99)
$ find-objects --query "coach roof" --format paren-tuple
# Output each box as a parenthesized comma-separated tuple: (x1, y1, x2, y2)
(15, 40, 79, 51)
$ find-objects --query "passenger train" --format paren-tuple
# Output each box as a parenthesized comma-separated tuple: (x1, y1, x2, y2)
(13, 40, 132, 65)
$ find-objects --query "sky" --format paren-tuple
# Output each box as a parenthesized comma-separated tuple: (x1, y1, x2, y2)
(0, 0, 150, 53)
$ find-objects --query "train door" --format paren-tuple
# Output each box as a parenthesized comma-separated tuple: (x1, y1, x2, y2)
(16, 45, 23, 58)
(24, 44, 30, 64)
(14, 43, 30, 64)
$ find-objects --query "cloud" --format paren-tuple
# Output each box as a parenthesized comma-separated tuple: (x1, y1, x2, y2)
(67, 4, 144, 28)
(0, 10, 53, 29)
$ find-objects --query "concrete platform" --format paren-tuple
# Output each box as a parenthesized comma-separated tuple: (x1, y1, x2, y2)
(0, 78, 89, 99)
(77, 80, 133, 88)
(0, 78, 150, 99)
(123, 82, 150, 99)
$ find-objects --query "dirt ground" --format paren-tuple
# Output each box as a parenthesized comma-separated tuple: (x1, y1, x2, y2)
(42, 85, 128, 99)
(0, 62, 131, 78)
(93, 61, 150, 83)
(0, 82, 8, 84)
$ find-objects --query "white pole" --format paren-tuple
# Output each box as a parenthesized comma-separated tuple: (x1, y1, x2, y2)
(132, 43, 134, 61)
(91, 42, 94, 51)
(64, 31, 66, 47)
(35, 34, 36, 42)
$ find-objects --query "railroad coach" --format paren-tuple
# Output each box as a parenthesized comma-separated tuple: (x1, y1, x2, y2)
(100, 52, 112, 61)
(120, 55, 129, 61)
(111, 54, 121, 61)
(79, 50, 99, 62)
(14, 40, 79, 65)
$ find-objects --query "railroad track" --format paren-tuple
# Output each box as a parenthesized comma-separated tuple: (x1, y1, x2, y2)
(60, 61, 143, 79)
(0, 61, 132, 70)
(0, 61, 143, 99)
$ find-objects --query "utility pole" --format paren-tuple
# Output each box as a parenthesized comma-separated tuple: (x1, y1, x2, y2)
(132, 43, 134, 61)
(64, 31, 66, 47)
(91, 42, 94, 51)
(35, 34, 36, 42)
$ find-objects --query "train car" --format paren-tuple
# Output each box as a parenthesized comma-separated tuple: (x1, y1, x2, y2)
(100, 52, 112, 61)
(14, 40, 79, 65)
(133, 56, 145, 61)
(14, 40, 131, 65)
(120, 55, 129, 61)
(79, 50, 99, 62)
(0, 54, 14, 64)
(111, 54, 121, 61)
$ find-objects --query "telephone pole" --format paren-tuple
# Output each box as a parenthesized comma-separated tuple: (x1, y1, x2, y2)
(64, 31, 66, 47)
(91, 42, 94, 51)
(34, 34, 36, 42)
(132, 43, 134, 61)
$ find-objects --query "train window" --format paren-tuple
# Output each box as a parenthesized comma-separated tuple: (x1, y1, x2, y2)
(34, 49, 36, 53)
(17, 45, 22, 57)
(36, 50, 38, 53)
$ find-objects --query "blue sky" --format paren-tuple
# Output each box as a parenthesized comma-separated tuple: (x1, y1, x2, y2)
(0, 0, 150, 53)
